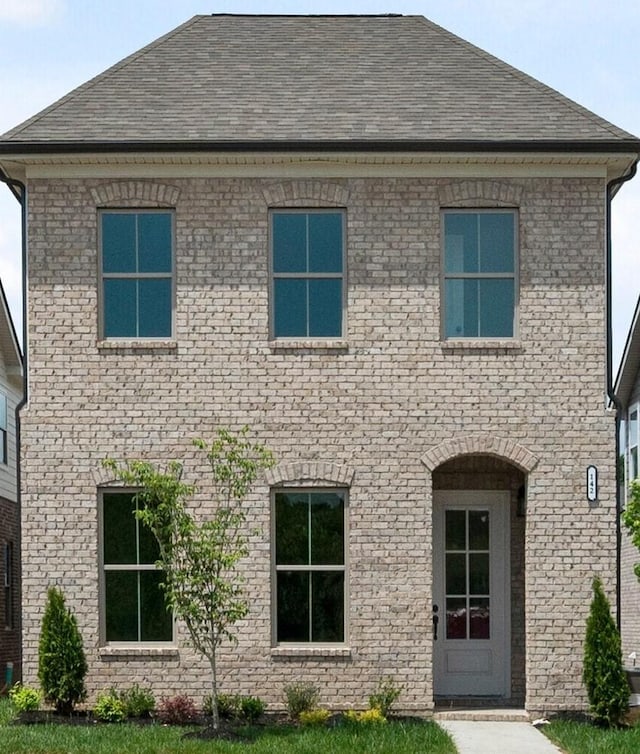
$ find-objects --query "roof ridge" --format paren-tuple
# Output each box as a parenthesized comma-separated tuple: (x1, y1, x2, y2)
(1, 15, 203, 141)
(414, 16, 634, 141)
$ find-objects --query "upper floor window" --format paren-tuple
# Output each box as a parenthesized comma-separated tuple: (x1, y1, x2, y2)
(99, 210, 174, 339)
(273, 489, 346, 643)
(0, 393, 7, 464)
(442, 210, 517, 339)
(629, 406, 639, 485)
(270, 210, 345, 339)
(100, 491, 173, 644)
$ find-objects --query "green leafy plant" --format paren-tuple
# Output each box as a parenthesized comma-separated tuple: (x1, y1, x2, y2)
(38, 586, 87, 714)
(344, 708, 387, 725)
(204, 691, 237, 719)
(157, 695, 198, 725)
(368, 677, 403, 717)
(118, 684, 155, 718)
(8, 683, 42, 712)
(239, 695, 265, 722)
(104, 427, 274, 730)
(299, 708, 331, 727)
(583, 577, 629, 726)
(93, 690, 126, 723)
(283, 682, 320, 720)
(623, 479, 640, 582)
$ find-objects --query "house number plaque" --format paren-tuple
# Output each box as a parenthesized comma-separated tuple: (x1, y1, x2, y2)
(586, 465, 598, 503)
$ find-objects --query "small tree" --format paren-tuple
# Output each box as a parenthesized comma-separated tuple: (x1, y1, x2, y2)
(38, 587, 87, 714)
(623, 478, 640, 582)
(104, 426, 274, 730)
(583, 577, 629, 726)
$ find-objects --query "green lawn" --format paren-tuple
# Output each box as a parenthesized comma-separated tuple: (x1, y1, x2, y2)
(0, 700, 456, 754)
(544, 720, 640, 754)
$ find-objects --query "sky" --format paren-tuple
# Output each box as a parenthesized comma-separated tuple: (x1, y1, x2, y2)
(0, 0, 639, 369)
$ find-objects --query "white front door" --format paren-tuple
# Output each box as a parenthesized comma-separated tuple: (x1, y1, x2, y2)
(433, 491, 510, 697)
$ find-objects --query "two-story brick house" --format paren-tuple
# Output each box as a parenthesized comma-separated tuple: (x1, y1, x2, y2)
(0, 279, 22, 689)
(0, 14, 639, 715)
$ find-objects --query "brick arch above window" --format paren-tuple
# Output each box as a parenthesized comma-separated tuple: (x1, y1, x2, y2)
(90, 182, 180, 207)
(266, 461, 355, 488)
(438, 180, 523, 208)
(262, 181, 350, 208)
(421, 435, 538, 473)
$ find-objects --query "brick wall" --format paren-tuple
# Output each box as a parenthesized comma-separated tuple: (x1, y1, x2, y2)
(19, 174, 616, 714)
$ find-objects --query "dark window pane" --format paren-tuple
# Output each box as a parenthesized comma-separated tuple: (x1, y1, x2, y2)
(446, 597, 467, 640)
(102, 214, 136, 273)
(105, 571, 138, 641)
(310, 492, 344, 565)
(308, 213, 342, 273)
(138, 517, 160, 565)
(445, 279, 479, 338)
(138, 213, 172, 273)
(446, 553, 466, 595)
(138, 279, 172, 337)
(445, 510, 466, 551)
(103, 494, 137, 564)
(140, 570, 172, 641)
(274, 278, 307, 337)
(470, 598, 490, 639)
(104, 279, 137, 338)
(479, 213, 514, 273)
(469, 554, 490, 595)
(479, 279, 514, 337)
(311, 571, 344, 642)
(444, 214, 478, 273)
(277, 571, 309, 641)
(273, 213, 307, 273)
(469, 510, 489, 550)
(275, 493, 309, 565)
(309, 279, 342, 337)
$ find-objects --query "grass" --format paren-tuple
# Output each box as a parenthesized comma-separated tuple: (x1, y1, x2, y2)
(544, 719, 640, 754)
(0, 699, 456, 754)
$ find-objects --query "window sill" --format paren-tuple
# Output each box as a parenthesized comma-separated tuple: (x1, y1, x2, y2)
(97, 339, 177, 353)
(268, 339, 349, 352)
(271, 645, 351, 658)
(441, 339, 522, 351)
(98, 645, 179, 659)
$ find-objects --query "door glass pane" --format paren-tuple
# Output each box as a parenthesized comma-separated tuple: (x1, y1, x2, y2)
(446, 553, 466, 595)
(310, 492, 344, 565)
(311, 572, 344, 642)
(446, 597, 467, 639)
(469, 553, 490, 594)
(469, 510, 489, 550)
(277, 571, 309, 641)
(470, 597, 490, 639)
(275, 492, 309, 565)
(445, 510, 466, 550)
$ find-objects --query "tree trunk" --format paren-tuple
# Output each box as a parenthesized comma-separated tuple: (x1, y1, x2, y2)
(209, 651, 219, 730)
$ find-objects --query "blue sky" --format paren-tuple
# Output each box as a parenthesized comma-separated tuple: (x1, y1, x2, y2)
(1, 0, 638, 366)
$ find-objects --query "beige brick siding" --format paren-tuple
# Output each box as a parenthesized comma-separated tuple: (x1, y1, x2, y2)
(20, 174, 616, 715)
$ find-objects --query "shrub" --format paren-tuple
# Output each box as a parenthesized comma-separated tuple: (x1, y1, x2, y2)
(157, 695, 198, 725)
(284, 682, 319, 719)
(118, 684, 155, 718)
(9, 683, 42, 712)
(204, 692, 239, 719)
(583, 577, 629, 726)
(239, 695, 265, 722)
(38, 586, 88, 714)
(368, 677, 403, 717)
(93, 690, 126, 723)
(299, 708, 331, 727)
(344, 708, 387, 725)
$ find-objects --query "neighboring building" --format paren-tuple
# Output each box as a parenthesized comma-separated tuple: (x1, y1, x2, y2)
(0, 279, 22, 688)
(616, 295, 640, 663)
(0, 14, 639, 716)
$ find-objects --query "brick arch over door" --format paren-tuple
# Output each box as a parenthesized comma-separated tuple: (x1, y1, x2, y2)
(421, 435, 539, 473)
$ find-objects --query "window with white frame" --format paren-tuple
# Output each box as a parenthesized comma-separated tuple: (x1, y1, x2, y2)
(0, 393, 6, 464)
(273, 490, 346, 643)
(101, 492, 172, 643)
(442, 210, 517, 339)
(629, 405, 639, 485)
(270, 210, 345, 338)
(99, 210, 174, 339)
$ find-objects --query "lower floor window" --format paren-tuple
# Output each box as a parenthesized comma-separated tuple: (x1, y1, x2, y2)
(274, 490, 346, 643)
(101, 491, 173, 643)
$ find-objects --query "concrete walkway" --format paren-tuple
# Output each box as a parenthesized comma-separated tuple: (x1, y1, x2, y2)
(439, 721, 563, 754)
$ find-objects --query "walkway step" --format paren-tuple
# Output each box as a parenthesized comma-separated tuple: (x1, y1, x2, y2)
(438, 720, 562, 754)
(435, 707, 530, 722)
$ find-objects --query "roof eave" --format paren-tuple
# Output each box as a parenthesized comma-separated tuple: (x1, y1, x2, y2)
(614, 295, 640, 409)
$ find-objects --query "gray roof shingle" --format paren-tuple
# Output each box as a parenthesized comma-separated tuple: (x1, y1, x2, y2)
(1, 14, 638, 149)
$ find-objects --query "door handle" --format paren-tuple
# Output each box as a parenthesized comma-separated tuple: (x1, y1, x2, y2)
(432, 604, 439, 641)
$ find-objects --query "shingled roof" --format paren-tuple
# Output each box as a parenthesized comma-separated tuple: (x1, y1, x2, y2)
(0, 14, 638, 152)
